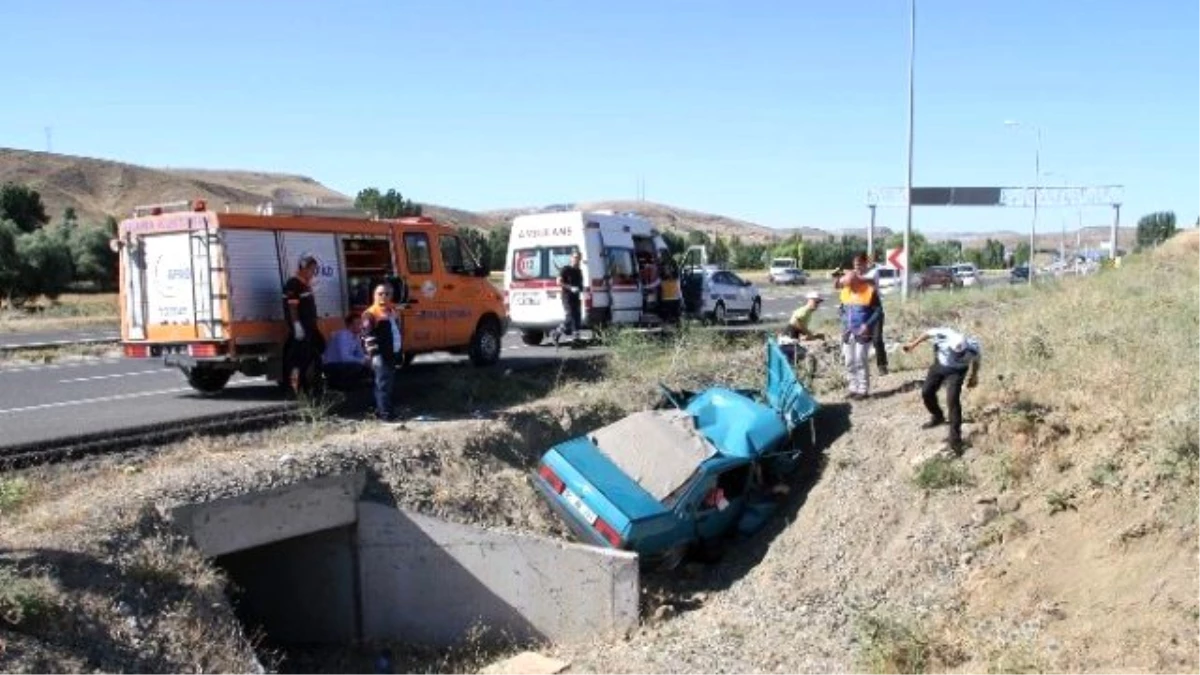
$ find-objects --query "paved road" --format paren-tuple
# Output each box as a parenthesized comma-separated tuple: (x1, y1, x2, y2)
(2, 281, 997, 450)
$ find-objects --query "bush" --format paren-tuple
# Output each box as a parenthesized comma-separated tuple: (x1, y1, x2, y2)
(69, 223, 118, 290)
(14, 227, 74, 303)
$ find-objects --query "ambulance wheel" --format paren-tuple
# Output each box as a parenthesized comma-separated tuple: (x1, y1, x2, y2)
(749, 298, 762, 323)
(521, 330, 545, 346)
(186, 366, 232, 395)
(469, 317, 503, 366)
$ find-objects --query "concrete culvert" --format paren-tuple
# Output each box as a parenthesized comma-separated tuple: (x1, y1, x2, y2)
(171, 471, 639, 673)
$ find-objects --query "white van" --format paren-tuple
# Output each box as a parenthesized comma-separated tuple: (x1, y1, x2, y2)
(504, 210, 669, 345)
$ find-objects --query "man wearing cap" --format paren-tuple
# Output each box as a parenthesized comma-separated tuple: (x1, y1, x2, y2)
(282, 256, 326, 395)
(902, 327, 983, 454)
(785, 291, 826, 340)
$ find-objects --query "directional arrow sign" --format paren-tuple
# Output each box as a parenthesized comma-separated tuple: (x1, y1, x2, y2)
(887, 246, 907, 271)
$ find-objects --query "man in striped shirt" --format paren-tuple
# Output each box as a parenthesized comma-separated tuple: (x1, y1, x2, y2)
(902, 327, 982, 454)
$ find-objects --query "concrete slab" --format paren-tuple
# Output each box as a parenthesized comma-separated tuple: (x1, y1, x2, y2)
(171, 471, 366, 557)
(480, 651, 571, 675)
(357, 502, 639, 646)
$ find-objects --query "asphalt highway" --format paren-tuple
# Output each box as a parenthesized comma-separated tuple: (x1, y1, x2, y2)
(0, 280, 1000, 450)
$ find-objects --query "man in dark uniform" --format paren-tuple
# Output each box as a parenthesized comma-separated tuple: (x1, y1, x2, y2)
(551, 250, 584, 347)
(282, 256, 326, 395)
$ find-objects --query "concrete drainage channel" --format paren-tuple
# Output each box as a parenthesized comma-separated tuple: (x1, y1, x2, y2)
(171, 471, 639, 671)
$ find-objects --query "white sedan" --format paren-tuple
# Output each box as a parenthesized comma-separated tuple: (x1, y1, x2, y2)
(684, 268, 762, 324)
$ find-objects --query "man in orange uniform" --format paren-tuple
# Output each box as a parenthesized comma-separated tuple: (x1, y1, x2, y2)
(361, 283, 403, 422)
(834, 252, 883, 399)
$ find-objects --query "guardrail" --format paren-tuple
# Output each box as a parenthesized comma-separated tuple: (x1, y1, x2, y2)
(0, 336, 120, 354)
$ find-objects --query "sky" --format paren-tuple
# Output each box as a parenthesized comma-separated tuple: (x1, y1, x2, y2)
(2, 0, 1197, 234)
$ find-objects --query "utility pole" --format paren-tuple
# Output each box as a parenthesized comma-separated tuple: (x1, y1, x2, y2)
(901, 0, 916, 303)
(867, 203, 877, 259)
(1111, 203, 1121, 260)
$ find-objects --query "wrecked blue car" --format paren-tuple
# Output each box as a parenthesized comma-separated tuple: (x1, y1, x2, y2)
(532, 337, 820, 569)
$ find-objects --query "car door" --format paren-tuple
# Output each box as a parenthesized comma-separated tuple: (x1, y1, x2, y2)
(726, 272, 753, 312)
(435, 232, 481, 347)
(398, 230, 444, 352)
(692, 464, 752, 542)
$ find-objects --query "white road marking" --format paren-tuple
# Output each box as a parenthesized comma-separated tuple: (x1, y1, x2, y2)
(57, 369, 171, 384)
(0, 379, 261, 415)
(0, 387, 194, 415)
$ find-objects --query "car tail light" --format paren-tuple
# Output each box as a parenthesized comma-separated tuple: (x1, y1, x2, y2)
(593, 517, 623, 547)
(188, 343, 225, 357)
(123, 344, 149, 358)
(538, 464, 565, 494)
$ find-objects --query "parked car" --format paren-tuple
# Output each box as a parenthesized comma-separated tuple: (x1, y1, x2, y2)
(950, 263, 980, 287)
(531, 337, 821, 570)
(1009, 265, 1032, 283)
(682, 268, 762, 324)
(917, 266, 962, 291)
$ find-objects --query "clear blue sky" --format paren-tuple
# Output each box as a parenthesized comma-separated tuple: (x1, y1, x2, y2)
(3, 0, 1197, 233)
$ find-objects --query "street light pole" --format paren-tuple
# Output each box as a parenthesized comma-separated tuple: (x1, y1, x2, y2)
(1032, 127, 1040, 286)
(1004, 120, 1040, 285)
(902, 0, 916, 303)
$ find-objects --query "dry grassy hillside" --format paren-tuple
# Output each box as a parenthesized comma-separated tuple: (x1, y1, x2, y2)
(0, 148, 352, 225)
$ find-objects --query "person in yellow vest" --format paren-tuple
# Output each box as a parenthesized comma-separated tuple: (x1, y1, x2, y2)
(658, 256, 682, 323)
(834, 252, 884, 399)
(361, 283, 403, 423)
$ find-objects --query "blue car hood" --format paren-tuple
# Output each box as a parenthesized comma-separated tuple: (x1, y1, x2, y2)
(684, 388, 786, 460)
(765, 337, 820, 430)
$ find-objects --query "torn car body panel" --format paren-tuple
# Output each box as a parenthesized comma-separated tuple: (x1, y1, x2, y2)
(532, 336, 822, 567)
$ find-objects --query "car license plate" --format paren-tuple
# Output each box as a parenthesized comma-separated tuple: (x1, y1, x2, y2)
(561, 488, 597, 525)
(514, 293, 540, 306)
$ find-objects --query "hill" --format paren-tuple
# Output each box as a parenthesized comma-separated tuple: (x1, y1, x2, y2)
(0, 147, 1142, 250)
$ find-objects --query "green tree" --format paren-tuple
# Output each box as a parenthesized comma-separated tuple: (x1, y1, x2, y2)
(1136, 211, 1177, 249)
(1013, 241, 1031, 266)
(103, 215, 119, 236)
(485, 224, 511, 272)
(685, 230, 711, 247)
(660, 230, 686, 256)
(69, 223, 118, 290)
(62, 207, 78, 228)
(0, 183, 50, 233)
(709, 234, 730, 265)
(455, 227, 489, 271)
(15, 227, 74, 301)
(0, 220, 21, 305)
(355, 187, 422, 218)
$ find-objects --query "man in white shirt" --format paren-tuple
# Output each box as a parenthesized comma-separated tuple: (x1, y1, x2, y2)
(902, 327, 982, 454)
(322, 314, 372, 390)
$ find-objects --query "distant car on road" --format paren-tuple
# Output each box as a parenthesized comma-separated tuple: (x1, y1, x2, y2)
(917, 266, 962, 291)
(768, 258, 806, 285)
(531, 337, 820, 570)
(869, 265, 901, 293)
(951, 263, 980, 287)
(1009, 265, 1032, 283)
(769, 267, 809, 285)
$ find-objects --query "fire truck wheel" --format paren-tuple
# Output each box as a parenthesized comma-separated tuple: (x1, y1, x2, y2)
(468, 317, 503, 367)
(186, 366, 232, 395)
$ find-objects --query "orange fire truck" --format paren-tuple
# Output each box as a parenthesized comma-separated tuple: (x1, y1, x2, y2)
(115, 200, 507, 394)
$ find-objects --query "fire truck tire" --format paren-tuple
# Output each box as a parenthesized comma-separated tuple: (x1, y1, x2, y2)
(468, 316, 503, 367)
(186, 366, 232, 395)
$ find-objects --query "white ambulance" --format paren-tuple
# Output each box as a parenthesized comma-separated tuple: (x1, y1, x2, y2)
(504, 210, 670, 345)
